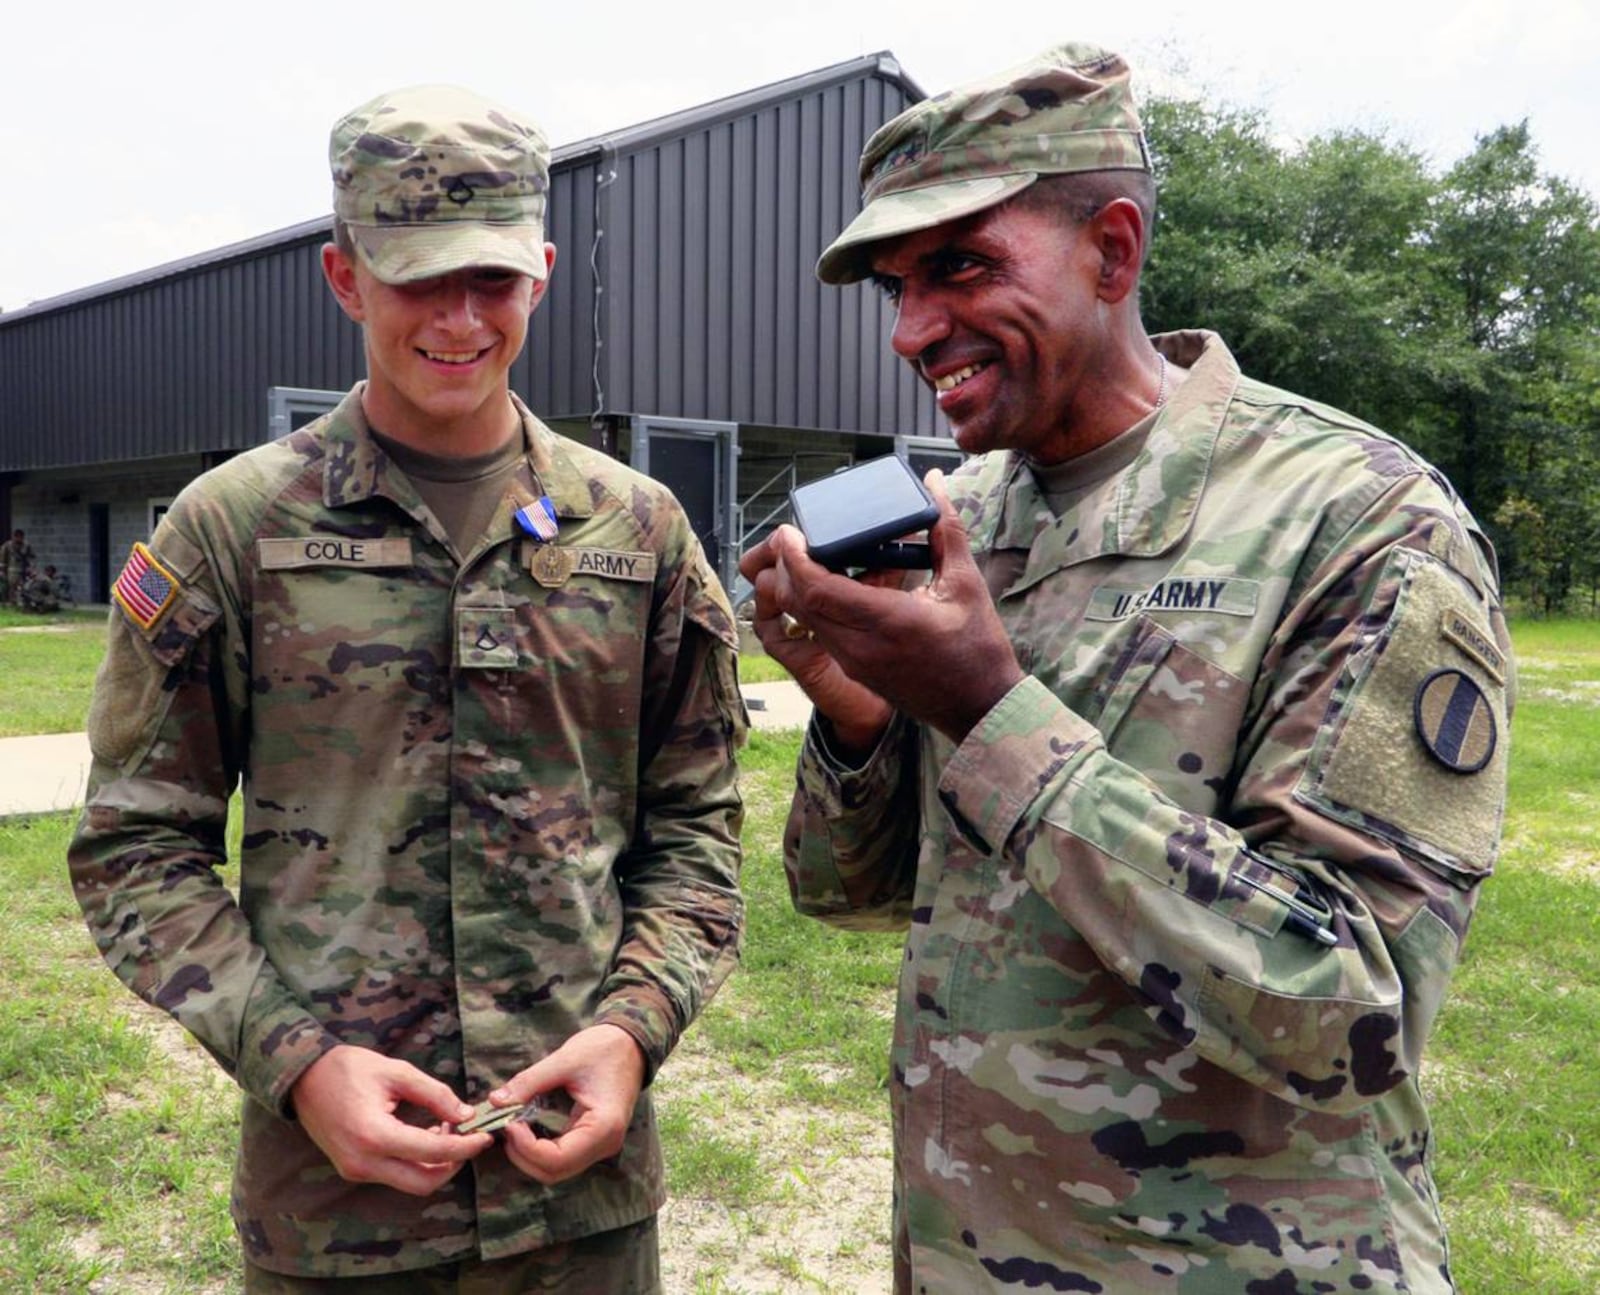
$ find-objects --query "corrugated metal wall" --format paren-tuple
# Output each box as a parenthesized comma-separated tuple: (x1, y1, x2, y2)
(0, 232, 364, 472)
(519, 154, 600, 422)
(0, 56, 938, 474)
(597, 72, 937, 436)
(0, 226, 600, 474)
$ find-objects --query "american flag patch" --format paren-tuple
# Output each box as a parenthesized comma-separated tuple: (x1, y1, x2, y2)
(113, 542, 179, 629)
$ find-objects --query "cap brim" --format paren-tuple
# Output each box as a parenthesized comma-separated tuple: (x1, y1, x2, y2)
(816, 173, 1038, 285)
(351, 222, 549, 284)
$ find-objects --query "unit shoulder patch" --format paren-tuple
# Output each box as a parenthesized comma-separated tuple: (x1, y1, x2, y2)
(1298, 551, 1508, 878)
(1414, 668, 1497, 773)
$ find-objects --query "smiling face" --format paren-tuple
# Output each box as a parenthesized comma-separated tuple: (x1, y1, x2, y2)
(869, 199, 1126, 464)
(322, 244, 554, 454)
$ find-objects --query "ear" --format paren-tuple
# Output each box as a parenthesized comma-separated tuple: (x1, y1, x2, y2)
(526, 243, 558, 313)
(1090, 198, 1145, 305)
(321, 243, 367, 323)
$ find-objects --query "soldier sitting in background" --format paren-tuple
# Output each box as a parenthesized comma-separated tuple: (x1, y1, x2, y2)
(20, 564, 61, 612)
(743, 41, 1512, 1294)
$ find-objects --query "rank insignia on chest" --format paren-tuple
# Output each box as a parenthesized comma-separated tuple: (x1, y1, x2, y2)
(1414, 668, 1497, 773)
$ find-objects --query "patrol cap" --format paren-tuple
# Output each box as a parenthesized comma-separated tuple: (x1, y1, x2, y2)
(330, 84, 551, 284)
(816, 42, 1150, 285)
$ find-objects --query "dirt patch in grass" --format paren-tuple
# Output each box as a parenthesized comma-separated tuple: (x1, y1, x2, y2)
(657, 1044, 893, 1293)
(1544, 849, 1600, 881)
(1516, 1198, 1600, 1261)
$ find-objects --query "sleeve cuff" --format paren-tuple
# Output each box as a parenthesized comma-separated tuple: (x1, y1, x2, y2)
(936, 675, 1103, 855)
(238, 1009, 342, 1118)
(799, 711, 909, 814)
(594, 984, 679, 1085)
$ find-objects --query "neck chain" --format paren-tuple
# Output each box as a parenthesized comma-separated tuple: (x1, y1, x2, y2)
(1154, 351, 1169, 412)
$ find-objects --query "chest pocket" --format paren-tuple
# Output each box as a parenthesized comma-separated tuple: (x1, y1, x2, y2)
(456, 546, 654, 737)
(253, 543, 451, 714)
(1088, 615, 1249, 817)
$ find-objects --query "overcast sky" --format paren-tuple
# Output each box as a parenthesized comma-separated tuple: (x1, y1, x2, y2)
(3, 0, 1594, 312)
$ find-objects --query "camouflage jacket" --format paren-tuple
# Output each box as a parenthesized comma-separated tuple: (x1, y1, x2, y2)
(1, 536, 32, 580)
(68, 388, 746, 1277)
(787, 332, 1511, 1293)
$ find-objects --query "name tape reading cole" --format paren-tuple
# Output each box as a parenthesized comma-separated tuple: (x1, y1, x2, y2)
(258, 538, 415, 569)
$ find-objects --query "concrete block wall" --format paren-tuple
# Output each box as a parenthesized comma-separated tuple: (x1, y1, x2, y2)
(10, 456, 206, 603)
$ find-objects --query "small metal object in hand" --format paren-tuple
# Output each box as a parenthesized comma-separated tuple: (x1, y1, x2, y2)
(455, 1095, 573, 1138)
(780, 612, 813, 641)
(456, 1100, 529, 1135)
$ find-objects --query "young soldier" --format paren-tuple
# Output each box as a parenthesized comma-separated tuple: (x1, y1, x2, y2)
(743, 43, 1510, 1293)
(70, 84, 746, 1292)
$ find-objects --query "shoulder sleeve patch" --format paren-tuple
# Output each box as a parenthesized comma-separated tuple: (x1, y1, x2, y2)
(1414, 669, 1497, 773)
(88, 584, 221, 769)
(1297, 551, 1509, 880)
(112, 542, 180, 630)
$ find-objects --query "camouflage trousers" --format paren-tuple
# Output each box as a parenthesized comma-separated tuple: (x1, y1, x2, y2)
(242, 1216, 660, 1294)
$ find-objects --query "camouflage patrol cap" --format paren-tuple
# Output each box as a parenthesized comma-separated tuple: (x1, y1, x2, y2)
(330, 84, 551, 284)
(816, 43, 1149, 284)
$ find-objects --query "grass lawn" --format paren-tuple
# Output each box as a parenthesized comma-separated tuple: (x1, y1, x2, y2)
(1425, 617, 1600, 1288)
(0, 608, 108, 737)
(735, 650, 791, 685)
(0, 617, 1594, 1291)
(0, 618, 789, 740)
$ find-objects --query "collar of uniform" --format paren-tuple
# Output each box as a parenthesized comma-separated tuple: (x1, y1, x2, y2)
(319, 387, 597, 523)
(320, 384, 388, 509)
(510, 392, 596, 521)
(988, 330, 1239, 569)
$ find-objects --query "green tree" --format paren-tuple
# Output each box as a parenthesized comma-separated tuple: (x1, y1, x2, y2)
(1421, 124, 1600, 607)
(1143, 100, 1438, 439)
(1142, 101, 1600, 612)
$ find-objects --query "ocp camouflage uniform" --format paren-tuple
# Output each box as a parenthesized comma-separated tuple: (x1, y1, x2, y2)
(786, 332, 1511, 1292)
(68, 386, 746, 1278)
(1, 534, 32, 604)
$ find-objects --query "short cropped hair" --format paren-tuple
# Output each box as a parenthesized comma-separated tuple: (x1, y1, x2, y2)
(1006, 170, 1158, 265)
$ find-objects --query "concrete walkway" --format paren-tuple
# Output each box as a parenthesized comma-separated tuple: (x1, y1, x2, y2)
(0, 683, 811, 819)
(0, 731, 93, 817)
(739, 679, 814, 731)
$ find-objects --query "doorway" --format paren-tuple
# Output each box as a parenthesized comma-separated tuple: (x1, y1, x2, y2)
(630, 418, 738, 595)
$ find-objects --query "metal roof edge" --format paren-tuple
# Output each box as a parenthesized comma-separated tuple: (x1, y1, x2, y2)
(0, 215, 334, 327)
(1, 50, 923, 329)
(551, 50, 921, 162)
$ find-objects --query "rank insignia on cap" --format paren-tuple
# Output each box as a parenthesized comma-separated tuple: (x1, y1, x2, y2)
(112, 542, 179, 630)
(1414, 668, 1497, 773)
(515, 496, 559, 542)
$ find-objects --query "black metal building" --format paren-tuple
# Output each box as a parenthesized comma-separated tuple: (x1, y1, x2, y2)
(0, 52, 957, 605)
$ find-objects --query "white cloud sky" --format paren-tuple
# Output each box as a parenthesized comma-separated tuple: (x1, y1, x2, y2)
(2, 0, 1593, 311)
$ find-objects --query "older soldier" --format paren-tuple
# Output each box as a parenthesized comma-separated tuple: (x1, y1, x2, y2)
(69, 85, 745, 1292)
(742, 43, 1510, 1294)
(1, 527, 32, 605)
